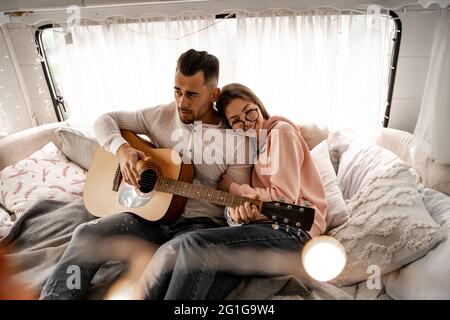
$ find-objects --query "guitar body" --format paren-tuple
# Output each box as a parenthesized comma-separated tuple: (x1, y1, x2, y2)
(84, 131, 194, 224)
(84, 131, 315, 231)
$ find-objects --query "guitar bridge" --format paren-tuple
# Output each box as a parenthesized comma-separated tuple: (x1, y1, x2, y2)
(112, 165, 122, 191)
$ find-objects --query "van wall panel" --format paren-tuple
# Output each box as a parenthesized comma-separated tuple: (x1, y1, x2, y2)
(8, 27, 40, 66)
(388, 98, 421, 133)
(398, 11, 439, 57)
(30, 97, 58, 124)
(392, 57, 429, 100)
(7, 24, 56, 126)
(389, 9, 439, 133)
(0, 28, 32, 136)
(21, 65, 49, 99)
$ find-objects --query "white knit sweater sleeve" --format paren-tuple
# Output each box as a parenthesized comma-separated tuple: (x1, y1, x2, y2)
(94, 106, 160, 154)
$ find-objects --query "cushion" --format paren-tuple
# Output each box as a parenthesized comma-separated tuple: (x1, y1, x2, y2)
(310, 141, 349, 230)
(326, 130, 354, 174)
(384, 188, 450, 299)
(336, 137, 401, 200)
(376, 127, 450, 196)
(0, 142, 86, 218)
(298, 122, 329, 150)
(55, 127, 99, 171)
(0, 206, 13, 237)
(329, 160, 443, 286)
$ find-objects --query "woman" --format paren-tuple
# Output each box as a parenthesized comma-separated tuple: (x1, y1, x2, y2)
(138, 83, 328, 300)
(216, 83, 327, 238)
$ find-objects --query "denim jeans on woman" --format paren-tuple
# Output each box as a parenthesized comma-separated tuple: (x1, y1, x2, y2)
(139, 221, 310, 300)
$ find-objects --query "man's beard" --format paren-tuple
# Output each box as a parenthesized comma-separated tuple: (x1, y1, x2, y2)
(178, 111, 195, 124)
(178, 107, 199, 124)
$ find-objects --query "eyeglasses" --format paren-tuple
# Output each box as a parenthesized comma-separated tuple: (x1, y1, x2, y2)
(229, 107, 259, 130)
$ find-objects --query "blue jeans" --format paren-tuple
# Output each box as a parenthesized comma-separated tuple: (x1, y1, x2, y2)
(139, 222, 310, 300)
(40, 212, 222, 300)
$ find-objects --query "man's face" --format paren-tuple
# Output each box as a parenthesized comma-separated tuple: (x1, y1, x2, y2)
(174, 70, 217, 124)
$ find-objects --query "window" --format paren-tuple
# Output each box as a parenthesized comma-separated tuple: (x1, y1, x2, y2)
(36, 24, 69, 121)
(36, 9, 400, 131)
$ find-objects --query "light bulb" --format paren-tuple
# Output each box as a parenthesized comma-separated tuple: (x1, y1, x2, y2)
(104, 279, 137, 300)
(301, 235, 346, 282)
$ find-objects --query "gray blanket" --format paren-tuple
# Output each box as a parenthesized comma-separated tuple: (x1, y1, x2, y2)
(0, 199, 353, 300)
(0, 199, 124, 299)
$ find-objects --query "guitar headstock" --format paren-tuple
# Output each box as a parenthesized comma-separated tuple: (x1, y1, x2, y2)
(261, 201, 315, 232)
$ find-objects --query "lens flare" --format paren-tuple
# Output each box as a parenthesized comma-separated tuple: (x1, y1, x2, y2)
(301, 236, 346, 282)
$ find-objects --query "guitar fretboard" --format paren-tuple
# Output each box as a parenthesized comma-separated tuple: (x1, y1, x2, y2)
(155, 176, 262, 210)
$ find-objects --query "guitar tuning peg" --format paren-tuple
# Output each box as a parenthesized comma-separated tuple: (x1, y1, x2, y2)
(275, 203, 280, 207)
(287, 205, 292, 209)
(283, 218, 289, 224)
(300, 207, 304, 213)
(272, 224, 279, 230)
(296, 222, 302, 228)
(272, 215, 277, 220)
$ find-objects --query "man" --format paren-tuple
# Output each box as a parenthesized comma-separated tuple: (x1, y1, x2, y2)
(40, 49, 252, 300)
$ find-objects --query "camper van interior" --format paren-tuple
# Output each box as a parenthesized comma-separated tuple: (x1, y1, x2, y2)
(0, 0, 449, 301)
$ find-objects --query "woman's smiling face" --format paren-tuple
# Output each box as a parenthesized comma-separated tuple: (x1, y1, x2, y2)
(224, 98, 264, 132)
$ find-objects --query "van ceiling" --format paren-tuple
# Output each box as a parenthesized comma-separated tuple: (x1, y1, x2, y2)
(1, 0, 181, 12)
(0, 0, 423, 12)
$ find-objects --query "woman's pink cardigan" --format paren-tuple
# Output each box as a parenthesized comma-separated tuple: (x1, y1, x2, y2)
(229, 116, 328, 237)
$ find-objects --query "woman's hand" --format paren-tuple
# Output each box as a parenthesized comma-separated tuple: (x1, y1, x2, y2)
(217, 173, 235, 192)
(227, 194, 264, 224)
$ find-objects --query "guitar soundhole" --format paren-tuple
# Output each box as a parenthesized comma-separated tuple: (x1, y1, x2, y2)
(139, 169, 158, 193)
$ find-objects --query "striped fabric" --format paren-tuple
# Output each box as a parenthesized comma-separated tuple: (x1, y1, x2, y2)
(94, 102, 252, 224)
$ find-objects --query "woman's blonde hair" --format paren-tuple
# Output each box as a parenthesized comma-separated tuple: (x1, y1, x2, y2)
(216, 83, 270, 126)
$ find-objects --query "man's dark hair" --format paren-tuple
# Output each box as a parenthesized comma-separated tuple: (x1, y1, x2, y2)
(176, 49, 219, 86)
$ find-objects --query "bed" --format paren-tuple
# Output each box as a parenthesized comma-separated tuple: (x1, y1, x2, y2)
(1, 122, 449, 300)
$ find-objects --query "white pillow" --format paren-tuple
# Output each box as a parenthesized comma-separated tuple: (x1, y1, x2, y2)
(329, 161, 442, 286)
(0, 206, 13, 237)
(326, 130, 354, 173)
(337, 138, 400, 200)
(0, 142, 86, 218)
(384, 188, 450, 299)
(310, 141, 349, 230)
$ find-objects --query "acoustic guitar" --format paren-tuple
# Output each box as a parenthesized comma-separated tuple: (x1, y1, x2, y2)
(84, 131, 315, 231)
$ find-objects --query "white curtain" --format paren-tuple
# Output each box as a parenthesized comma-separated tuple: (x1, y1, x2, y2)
(40, 9, 395, 133)
(413, 9, 450, 165)
(42, 13, 237, 132)
(233, 9, 394, 133)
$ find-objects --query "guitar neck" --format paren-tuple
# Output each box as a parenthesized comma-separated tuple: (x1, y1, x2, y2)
(155, 176, 262, 210)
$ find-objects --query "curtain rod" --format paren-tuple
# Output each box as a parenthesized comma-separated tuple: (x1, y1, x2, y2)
(3, 0, 447, 15)
(3, 1, 448, 26)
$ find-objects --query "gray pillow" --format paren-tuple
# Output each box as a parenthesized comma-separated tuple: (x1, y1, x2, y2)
(55, 127, 99, 170)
